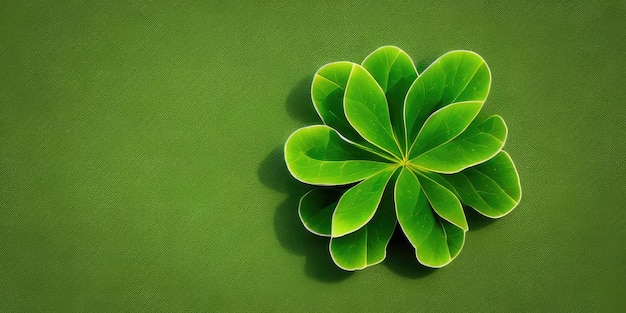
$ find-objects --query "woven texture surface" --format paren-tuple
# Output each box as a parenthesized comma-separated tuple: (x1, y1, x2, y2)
(1, 1, 625, 311)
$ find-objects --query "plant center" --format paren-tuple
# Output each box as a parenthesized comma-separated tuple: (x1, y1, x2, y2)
(400, 158, 411, 168)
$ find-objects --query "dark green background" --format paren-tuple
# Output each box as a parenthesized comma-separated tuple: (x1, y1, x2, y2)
(1, 1, 625, 311)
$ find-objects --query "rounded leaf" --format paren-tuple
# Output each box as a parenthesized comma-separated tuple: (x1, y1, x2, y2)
(405, 50, 491, 146)
(394, 168, 466, 268)
(284, 125, 393, 185)
(362, 46, 418, 150)
(444, 151, 521, 218)
(409, 100, 483, 158)
(410, 115, 508, 174)
(344, 64, 403, 158)
(331, 168, 396, 237)
(330, 183, 397, 270)
(311, 62, 363, 142)
(416, 171, 468, 231)
(395, 168, 436, 248)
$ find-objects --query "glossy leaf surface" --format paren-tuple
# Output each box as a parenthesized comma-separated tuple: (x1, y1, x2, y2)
(442, 220, 465, 260)
(362, 46, 418, 150)
(444, 151, 521, 218)
(394, 168, 466, 267)
(285, 125, 393, 185)
(416, 172, 468, 231)
(330, 184, 397, 270)
(409, 100, 482, 158)
(395, 168, 437, 248)
(410, 115, 507, 174)
(405, 50, 491, 146)
(311, 62, 363, 142)
(331, 168, 396, 237)
(344, 64, 403, 158)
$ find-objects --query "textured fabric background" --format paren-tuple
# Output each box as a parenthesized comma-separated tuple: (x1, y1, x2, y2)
(1, 1, 625, 311)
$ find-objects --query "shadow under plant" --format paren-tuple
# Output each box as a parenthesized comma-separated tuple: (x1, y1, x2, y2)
(258, 146, 352, 283)
(257, 76, 352, 282)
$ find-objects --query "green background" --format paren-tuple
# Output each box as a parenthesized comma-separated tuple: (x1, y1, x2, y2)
(1, 1, 625, 311)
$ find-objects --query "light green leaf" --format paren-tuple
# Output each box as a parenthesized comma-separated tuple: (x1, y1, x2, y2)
(284, 125, 394, 185)
(416, 171, 468, 231)
(405, 50, 491, 146)
(298, 188, 342, 237)
(362, 46, 418, 150)
(344, 64, 403, 158)
(409, 100, 482, 158)
(330, 182, 397, 270)
(442, 221, 465, 260)
(311, 62, 364, 142)
(332, 167, 396, 237)
(329, 224, 368, 270)
(395, 168, 437, 248)
(410, 115, 507, 174)
(394, 168, 465, 267)
(414, 220, 465, 268)
(444, 151, 521, 218)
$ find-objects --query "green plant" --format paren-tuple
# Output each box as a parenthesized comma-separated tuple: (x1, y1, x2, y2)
(284, 46, 521, 270)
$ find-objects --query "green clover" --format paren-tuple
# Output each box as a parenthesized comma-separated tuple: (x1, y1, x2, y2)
(284, 46, 521, 270)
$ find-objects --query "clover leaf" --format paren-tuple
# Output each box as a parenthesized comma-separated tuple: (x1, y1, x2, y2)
(285, 46, 521, 270)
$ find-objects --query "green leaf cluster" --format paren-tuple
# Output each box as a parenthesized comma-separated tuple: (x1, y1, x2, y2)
(285, 46, 521, 270)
